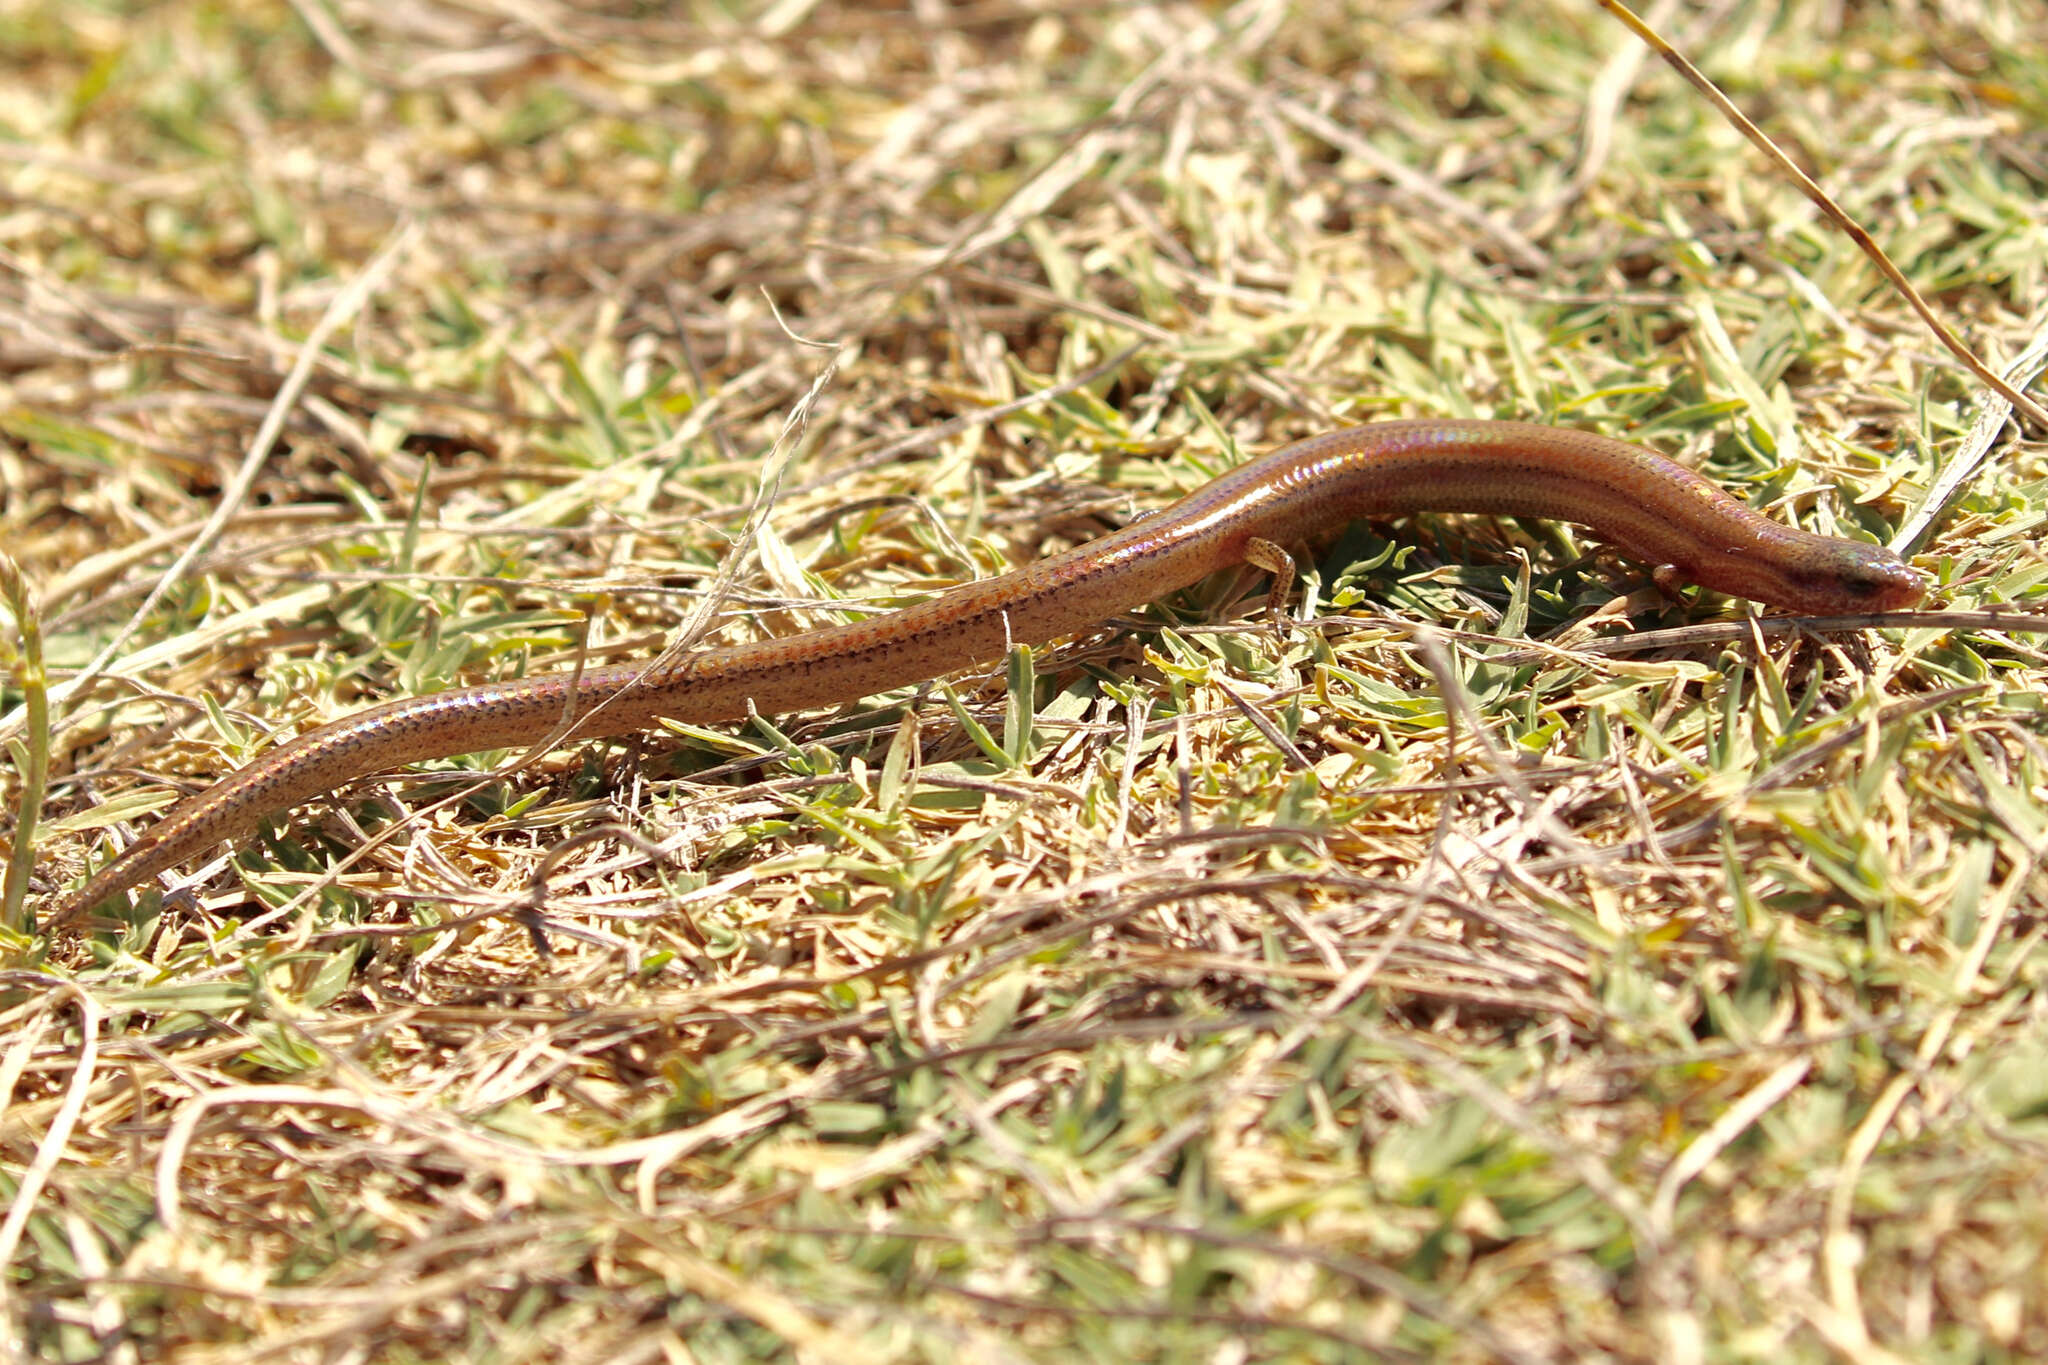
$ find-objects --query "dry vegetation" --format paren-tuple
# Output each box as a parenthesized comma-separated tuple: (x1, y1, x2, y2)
(4, 0, 2048, 1360)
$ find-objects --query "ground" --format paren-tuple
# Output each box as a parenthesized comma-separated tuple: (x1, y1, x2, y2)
(3, 2, 2048, 1361)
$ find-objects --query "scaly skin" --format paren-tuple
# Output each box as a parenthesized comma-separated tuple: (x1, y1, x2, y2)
(51, 420, 1925, 925)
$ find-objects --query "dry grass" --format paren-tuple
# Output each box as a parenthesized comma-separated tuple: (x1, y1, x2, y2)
(4, 1, 2048, 1360)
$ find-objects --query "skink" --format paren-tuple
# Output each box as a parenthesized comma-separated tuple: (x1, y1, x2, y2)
(51, 419, 1925, 925)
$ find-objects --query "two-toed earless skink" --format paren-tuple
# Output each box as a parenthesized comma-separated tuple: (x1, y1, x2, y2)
(51, 420, 1925, 924)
